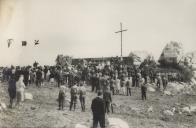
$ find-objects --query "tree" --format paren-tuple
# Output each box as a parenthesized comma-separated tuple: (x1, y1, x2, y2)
(139, 55, 156, 69)
(128, 52, 141, 64)
(55, 54, 72, 68)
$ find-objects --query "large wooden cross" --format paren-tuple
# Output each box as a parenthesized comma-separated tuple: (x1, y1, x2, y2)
(115, 22, 128, 57)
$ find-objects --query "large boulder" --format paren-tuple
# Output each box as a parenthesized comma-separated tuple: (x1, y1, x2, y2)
(24, 92, 33, 100)
(167, 82, 185, 94)
(148, 87, 156, 92)
(147, 106, 153, 113)
(108, 118, 129, 128)
(159, 41, 184, 64)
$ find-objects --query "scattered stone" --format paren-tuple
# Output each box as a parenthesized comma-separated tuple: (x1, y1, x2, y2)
(148, 87, 155, 92)
(25, 92, 33, 100)
(163, 110, 174, 116)
(190, 104, 196, 112)
(163, 91, 172, 96)
(171, 107, 176, 113)
(191, 78, 196, 85)
(31, 106, 36, 110)
(131, 107, 140, 113)
(108, 118, 129, 128)
(75, 124, 88, 128)
(182, 107, 191, 114)
(0, 102, 7, 110)
(168, 83, 185, 93)
(147, 106, 153, 112)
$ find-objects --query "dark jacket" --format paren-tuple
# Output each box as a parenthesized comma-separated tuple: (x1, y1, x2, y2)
(8, 79, 16, 99)
(91, 97, 105, 116)
(36, 70, 42, 80)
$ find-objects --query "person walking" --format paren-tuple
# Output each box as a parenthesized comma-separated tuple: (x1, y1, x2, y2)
(91, 91, 105, 128)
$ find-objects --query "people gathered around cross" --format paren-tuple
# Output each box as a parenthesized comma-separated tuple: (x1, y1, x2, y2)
(1, 58, 177, 128)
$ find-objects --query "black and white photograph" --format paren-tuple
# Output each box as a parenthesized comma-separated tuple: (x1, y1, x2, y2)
(0, 0, 196, 128)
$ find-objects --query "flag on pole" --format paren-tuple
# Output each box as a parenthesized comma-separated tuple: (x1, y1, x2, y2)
(34, 40, 39, 45)
(22, 41, 27, 46)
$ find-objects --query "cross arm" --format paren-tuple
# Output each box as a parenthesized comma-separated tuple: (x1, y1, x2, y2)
(115, 29, 128, 33)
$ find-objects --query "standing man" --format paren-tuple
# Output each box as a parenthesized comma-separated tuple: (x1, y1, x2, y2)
(23, 67, 29, 86)
(141, 78, 147, 100)
(79, 81, 86, 112)
(58, 86, 66, 110)
(110, 77, 115, 95)
(91, 91, 105, 128)
(162, 75, 168, 91)
(103, 89, 112, 114)
(36, 68, 42, 87)
(156, 74, 162, 90)
(70, 82, 78, 111)
(126, 76, 132, 96)
(8, 74, 16, 108)
(91, 73, 96, 92)
(115, 77, 120, 95)
(95, 73, 100, 92)
(120, 77, 126, 95)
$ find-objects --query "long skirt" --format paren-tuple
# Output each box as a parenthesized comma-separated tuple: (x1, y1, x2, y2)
(17, 90, 24, 103)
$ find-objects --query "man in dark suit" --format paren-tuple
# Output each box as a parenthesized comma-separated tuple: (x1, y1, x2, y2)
(91, 91, 105, 128)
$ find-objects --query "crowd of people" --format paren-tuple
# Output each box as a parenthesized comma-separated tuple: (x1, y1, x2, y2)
(1, 60, 171, 128)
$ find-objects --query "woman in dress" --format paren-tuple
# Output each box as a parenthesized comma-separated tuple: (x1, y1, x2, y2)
(16, 75, 25, 105)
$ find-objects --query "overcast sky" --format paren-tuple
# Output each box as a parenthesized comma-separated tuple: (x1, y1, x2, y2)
(0, 0, 196, 66)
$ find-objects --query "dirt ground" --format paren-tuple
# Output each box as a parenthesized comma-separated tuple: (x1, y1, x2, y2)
(0, 81, 196, 128)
